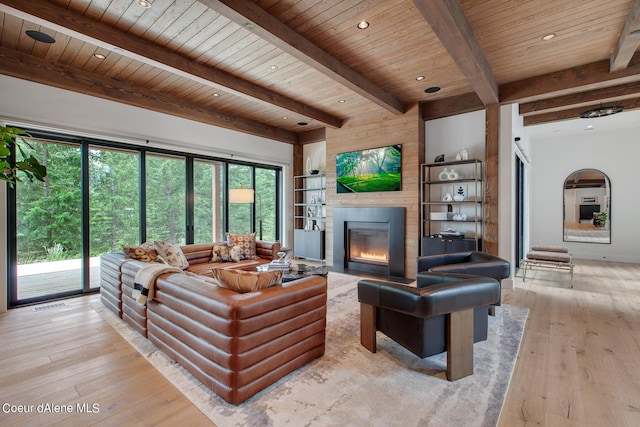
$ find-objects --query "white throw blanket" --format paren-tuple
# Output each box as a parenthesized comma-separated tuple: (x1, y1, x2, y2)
(133, 263, 184, 305)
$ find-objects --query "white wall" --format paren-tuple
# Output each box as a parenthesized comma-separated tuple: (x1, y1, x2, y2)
(0, 75, 292, 162)
(426, 110, 486, 163)
(529, 126, 640, 262)
(304, 142, 326, 174)
(0, 75, 294, 312)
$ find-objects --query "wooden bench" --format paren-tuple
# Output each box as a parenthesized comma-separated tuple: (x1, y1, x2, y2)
(521, 245, 574, 288)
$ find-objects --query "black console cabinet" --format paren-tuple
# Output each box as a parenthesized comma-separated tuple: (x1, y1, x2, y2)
(420, 237, 481, 256)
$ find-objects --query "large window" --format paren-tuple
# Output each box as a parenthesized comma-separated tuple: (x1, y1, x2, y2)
(227, 164, 280, 240)
(256, 167, 277, 241)
(146, 153, 186, 244)
(6, 130, 282, 307)
(228, 164, 252, 235)
(194, 159, 224, 243)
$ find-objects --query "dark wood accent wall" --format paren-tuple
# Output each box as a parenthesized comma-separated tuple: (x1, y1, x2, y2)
(325, 105, 422, 278)
(483, 104, 500, 255)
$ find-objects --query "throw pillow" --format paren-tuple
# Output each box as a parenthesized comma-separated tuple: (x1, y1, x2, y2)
(229, 244, 244, 262)
(227, 232, 258, 260)
(122, 242, 158, 262)
(213, 268, 283, 293)
(211, 243, 231, 262)
(154, 241, 189, 270)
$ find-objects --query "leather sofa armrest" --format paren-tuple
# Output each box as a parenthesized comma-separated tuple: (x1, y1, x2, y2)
(416, 251, 473, 273)
(256, 240, 281, 260)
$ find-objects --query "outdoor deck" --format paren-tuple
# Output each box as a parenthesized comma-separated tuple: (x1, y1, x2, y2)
(16, 257, 101, 300)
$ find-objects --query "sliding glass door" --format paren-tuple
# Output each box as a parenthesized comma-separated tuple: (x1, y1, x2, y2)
(13, 139, 83, 302)
(89, 146, 140, 289)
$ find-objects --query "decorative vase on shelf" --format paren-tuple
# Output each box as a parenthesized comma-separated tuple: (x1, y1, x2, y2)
(306, 157, 312, 175)
(448, 169, 459, 180)
(438, 168, 449, 181)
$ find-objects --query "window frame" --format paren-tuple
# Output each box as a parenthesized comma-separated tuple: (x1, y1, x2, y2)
(5, 127, 282, 307)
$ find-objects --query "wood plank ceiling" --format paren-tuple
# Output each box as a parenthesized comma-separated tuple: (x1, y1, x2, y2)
(0, 0, 639, 144)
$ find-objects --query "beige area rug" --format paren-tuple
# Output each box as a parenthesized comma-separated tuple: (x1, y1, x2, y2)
(94, 272, 528, 427)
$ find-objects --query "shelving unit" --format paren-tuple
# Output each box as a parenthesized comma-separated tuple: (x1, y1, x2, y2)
(293, 173, 326, 261)
(420, 159, 483, 256)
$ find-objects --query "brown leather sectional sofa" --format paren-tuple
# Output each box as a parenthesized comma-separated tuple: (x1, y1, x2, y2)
(99, 240, 328, 404)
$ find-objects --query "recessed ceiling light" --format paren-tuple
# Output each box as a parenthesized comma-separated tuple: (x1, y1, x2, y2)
(585, 125, 594, 131)
(212, 93, 220, 97)
(337, 99, 346, 103)
(541, 33, 556, 41)
(94, 53, 106, 60)
(297, 122, 308, 126)
(283, 116, 288, 120)
(25, 30, 55, 44)
(137, 0, 151, 8)
(416, 76, 425, 81)
(424, 86, 441, 93)
(357, 21, 369, 30)
(270, 65, 279, 71)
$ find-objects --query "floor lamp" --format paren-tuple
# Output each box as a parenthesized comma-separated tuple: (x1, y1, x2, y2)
(229, 188, 263, 240)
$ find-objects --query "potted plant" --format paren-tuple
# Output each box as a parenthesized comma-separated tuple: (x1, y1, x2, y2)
(0, 125, 47, 186)
(593, 211, 607, 227)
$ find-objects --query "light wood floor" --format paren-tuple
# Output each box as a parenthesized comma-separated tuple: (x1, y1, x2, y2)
(0, 296, 212, 426)
(0, 259, 638, 426)
(498, 258, 640, 427)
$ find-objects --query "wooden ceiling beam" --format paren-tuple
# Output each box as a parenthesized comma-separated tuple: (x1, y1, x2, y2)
(420, 92, 484, 121)
(519, 81, 640, 116)
(297, 128, 326, 145)
(0, 0, 343, 129)
(522, 97, 640, 126)
(501, 52, 640, 104)
(199, 0, 406, 115)
(610, 0, 640, 72)
(413, 0, 499, 105)
(0, 47, 297, 144)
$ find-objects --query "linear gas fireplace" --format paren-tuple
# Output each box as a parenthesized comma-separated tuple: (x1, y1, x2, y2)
(349, 226, 389, 266)
(334, 207, 405, 278)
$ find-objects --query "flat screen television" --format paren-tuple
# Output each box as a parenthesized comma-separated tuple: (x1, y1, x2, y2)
(336, 144, 401, 193)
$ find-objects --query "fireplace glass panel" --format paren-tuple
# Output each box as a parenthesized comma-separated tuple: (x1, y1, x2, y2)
(349, 228, 389, 265)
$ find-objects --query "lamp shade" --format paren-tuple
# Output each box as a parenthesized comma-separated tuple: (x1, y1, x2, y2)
(229, 188, 254, 203)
